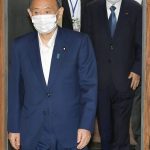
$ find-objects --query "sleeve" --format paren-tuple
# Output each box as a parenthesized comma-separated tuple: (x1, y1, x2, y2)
(131, 6, 142, 76)
(78, 35, 98, 133)
(8, 41, 22, 133)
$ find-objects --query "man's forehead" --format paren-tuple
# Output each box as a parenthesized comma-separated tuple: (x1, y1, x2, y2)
(31, 5, 52, 10)
(31, 6, 52, 10)
(30, 0, 57, 8)
(30, 0, 52, 4)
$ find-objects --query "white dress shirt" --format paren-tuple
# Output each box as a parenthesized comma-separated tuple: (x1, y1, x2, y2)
(134, 0, 142, 4)
(38, 28, 58, 85)
(68, 0, 81, 31)
(106, 0, 122, 21)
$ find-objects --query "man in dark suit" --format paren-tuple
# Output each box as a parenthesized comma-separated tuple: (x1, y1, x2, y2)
(7, 0, 97, 149)
(83, 0, 142, 149)
(62, 0, 91, 32)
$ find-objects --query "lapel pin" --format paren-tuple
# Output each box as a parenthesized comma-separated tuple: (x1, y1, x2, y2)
(125, 12, 129, 15)
(63, 47, 66, 51)
(57, 53, 60, 59)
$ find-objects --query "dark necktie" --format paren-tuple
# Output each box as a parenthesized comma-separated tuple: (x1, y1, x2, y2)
(109, 6, 117, 38)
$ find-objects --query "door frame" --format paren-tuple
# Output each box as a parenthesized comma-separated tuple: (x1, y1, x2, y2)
(0, 0, 7, 149)
(142, 0, 150, 149)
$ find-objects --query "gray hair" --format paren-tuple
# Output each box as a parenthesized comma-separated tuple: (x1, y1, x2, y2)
(57, 0, 62, 8)
(29, 0, 62, 8)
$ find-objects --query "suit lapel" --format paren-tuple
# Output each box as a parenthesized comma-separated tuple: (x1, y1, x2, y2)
(113, 0, 129, 41)
(102, 1, 112, 41)
(29, 33, 47, 91)
(29, 28, 65, 91)
(47, 27, 65, 89)
(81, 0, 84, 30)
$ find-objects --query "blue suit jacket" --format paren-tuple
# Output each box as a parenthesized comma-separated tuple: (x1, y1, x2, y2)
(8, 27, 97, 149)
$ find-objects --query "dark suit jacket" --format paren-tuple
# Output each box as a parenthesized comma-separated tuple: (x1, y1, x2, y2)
(83, 0, 142, 91)
(62, 0, 91, 31)
(8, 27, 97, 149)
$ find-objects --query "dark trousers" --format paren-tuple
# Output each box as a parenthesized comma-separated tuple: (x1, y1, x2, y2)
(131, 86, 141, 150)
(97, 82, 134, 150)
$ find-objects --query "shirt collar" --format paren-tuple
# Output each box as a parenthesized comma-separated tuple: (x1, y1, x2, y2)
(106, 0, 122, 11)
(38, 27, 58, 49)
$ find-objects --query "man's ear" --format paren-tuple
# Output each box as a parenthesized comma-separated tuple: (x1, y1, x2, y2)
(56, 7, 64, 27)
(27, 8, 32, 18)
(57, 7, 64, 17)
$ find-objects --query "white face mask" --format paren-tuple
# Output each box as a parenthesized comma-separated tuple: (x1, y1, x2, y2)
(107, 0, 121, 5)
(31, 14, 57, 34)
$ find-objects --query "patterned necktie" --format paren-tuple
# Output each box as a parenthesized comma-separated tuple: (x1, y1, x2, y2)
(109, 6, 117, 38)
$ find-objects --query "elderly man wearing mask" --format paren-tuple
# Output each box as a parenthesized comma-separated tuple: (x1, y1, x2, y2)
(83, 0, 142, 149)
(7, 0, 97, 149)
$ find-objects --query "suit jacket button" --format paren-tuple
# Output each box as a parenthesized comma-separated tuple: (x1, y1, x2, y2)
(110, 45, 114, 50)
(47, 93, 52, 97)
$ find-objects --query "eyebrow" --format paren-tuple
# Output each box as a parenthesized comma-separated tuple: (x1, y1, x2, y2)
(31, 7, 52, 10)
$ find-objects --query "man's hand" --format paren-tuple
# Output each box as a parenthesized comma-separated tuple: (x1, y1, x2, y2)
(128, 72, 140, 90)
(8, 133, 20, 150)
(77, 129, 91, 150)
